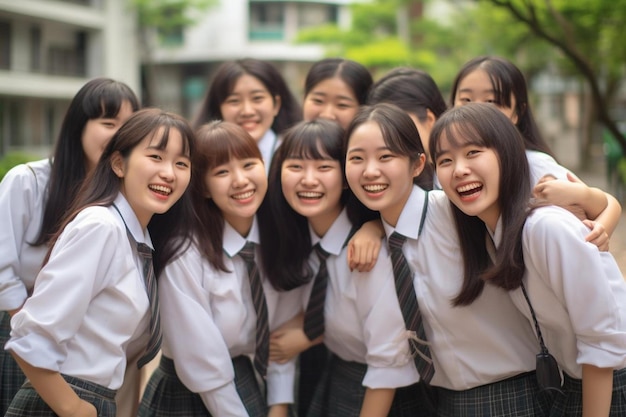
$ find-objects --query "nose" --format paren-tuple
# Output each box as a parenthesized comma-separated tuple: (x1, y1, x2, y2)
(160, 162, 175, 182)
(300, 167, 319, 186)
(362, 159, 380, 179)
(232, 167, 249, 188)
(453, 160, 470, 178)
(319, 104, 336, 121)
(241, 99, 254, 116)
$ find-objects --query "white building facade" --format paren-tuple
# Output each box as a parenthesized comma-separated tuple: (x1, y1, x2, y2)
(0, 0, 139, 157)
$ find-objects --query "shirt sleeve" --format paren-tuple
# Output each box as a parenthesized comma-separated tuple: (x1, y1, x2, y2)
(356, 245, 420, 389)
(526, 150, 570, 185)
(524, 207, 626, 369)
(159, 245, 248, 414)
(6, 210, 126, 369)
(0, 164, 39, 310)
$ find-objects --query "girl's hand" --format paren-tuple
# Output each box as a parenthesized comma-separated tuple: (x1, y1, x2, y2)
(269, 327, 318, 363)
(533, 174, 584, 207)
(347, 220, 384, 272)
(582, 219, 609, 251)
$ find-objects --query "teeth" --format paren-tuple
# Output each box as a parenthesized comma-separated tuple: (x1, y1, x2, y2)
(363, 184, 387, 192)
(457, 182, 481, 193)
(233, 190, 254, 200)
(149, 185, 171, 195)
(298, 192, 323, 199)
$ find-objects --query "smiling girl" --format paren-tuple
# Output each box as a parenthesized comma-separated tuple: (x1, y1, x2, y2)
(345, 103, 547, 416)
(259, 119, 426, 417)
(0, 78, 139, 415)
(451, 55, 621, 248)
(430, 103, 626, 417)
(193, 59, 301, 171)
(302, 58, 372, 130)
(138, 121, 298, 417)
(4, 108, 194, 417)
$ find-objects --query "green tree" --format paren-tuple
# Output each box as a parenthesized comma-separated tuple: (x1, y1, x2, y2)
(481, 0, 626, 154)
(129, 0, 216, 105)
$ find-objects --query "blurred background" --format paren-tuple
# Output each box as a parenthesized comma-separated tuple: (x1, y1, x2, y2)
(0, 0, 625, 198)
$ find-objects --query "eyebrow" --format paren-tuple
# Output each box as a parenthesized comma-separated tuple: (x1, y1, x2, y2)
(310, 91, 356, 102)
(347, 146, 390, 154)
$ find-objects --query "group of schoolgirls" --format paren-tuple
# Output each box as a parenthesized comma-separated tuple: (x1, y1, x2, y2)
(0, 54, 625, 417)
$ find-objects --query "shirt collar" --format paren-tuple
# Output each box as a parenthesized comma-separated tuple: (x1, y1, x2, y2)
(257, 129, 277, 163)
(223, 216, 260, 258)
(309, 208, 351, 257)
(113, 193, 153, 249)
(382, 185, 427, 241)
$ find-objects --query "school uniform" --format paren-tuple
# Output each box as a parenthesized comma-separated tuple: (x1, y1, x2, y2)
(502, 205, 626, 416)
(526, 149, 570, 186)
(0, 159, 51, 414)
(258, 129, 281, 173)
(138, 218, 298, 417)
(385, 185, 547, 416)
(305, 208, 422, 417)
(4, 193, 152, 416)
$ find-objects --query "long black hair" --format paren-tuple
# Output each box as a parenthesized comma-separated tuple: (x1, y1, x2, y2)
(46, 108, 196, 277)
(34, 78, 140, 246)
(429, 103, 531, 306)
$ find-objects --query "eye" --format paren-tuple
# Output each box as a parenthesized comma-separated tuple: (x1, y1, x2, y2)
(176, 159, 190, 168)
(309, 98, 323, 105)
(244, 160, 258, 169)
(101, 121, 116, 128)
(285, 163, 302, 170)
(347, 155, 363, 162)
(457, 97, 471, 104)
(379, 153, 394, 161)
(149, 154, 162, 161)
(436, 157, 452, 167)
(467, 148, 484, 157)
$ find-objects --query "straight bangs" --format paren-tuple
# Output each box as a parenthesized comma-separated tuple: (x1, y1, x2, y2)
(430, 107, 490, 162)
(196, 121, 261, 170)
(85, 81, 140, 119)
(282, 119, 344, 162)
(147, 120, 193, 157)
(485, 69, 514, 109)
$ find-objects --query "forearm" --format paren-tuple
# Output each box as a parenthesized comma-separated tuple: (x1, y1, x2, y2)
(579, 187, 608, 221)
(11, 352, 86, 416)
(359, 388, 395, 417)
(593, 193, 622, 236)
(582, 364, 613, 417)
(268, 403, 289, 417)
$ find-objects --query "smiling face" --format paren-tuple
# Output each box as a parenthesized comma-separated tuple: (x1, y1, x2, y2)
(281, 154, 344, 237)
(219, 74, 281, 142)
(435, 130, 501, 231)
(82, 100, 135, 173)
(345, 120, 423, 227)
(454, 69, 518, 124)
(303, 76, 359, 130)
(112, 127, 191, 228)
(206, 156, 267, 236)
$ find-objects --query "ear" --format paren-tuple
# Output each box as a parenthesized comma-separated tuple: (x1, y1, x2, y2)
(424, 109, 437, 130)
(273, 95, 282, 117)
(411, 153, 427, 178)
(110, 151, 125, 178)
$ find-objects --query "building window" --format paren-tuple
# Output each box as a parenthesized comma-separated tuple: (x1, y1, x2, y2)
(297, 3, 338, 29)
(249, 2, 285, 41)
(0, 21, 10, 70)
(30, 26, 42, 72)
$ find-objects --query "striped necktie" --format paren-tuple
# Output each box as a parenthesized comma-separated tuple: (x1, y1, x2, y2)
(136, 242, 162, 369)
(388, 231, 434, 383)
(303, 243, 331, 341)
(239, 241, 270, 378)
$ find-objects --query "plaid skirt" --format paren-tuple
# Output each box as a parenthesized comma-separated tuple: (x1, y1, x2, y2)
(435, 371, 551, 417)
(4, 375, 116, 417)
(297, 343, 329, 416)
(306, 354, 436, 417)
(549, 368, 626, 416)
(0, 311, 26, 416)
(138, 355, 267, 417)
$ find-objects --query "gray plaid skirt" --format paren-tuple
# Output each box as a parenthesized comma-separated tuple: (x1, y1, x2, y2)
(138, 355, 266, 417)
(435, 371, 551, 417)
(0, 311, 26, 416)
(4, 374, 116, 417)
(306, 354, 435, 417)
(549, 368, 626, 416)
